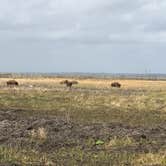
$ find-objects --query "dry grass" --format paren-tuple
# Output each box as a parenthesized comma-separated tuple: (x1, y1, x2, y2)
(106, 136, 135, 149)
(133, 151, 166, 166)
(0, 77, 165, 127)
(0, 146, 52, 165)
(0, 76, 166, 165)
(30, 127, 47, 141)
(1, 77, 166, 90)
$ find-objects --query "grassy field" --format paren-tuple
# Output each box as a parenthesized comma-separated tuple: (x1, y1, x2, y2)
(0, 77, 166, 165)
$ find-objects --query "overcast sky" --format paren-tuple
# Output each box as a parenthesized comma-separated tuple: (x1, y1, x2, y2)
(0, 0, 166, 73)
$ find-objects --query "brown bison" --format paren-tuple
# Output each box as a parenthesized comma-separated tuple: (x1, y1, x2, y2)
(60, 80, 78, 89)
(7, 80, 19, 87)
(111, 82, 121, 88)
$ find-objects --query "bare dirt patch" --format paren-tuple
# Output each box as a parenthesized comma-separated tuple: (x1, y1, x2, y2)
(0, 109, 165, 155)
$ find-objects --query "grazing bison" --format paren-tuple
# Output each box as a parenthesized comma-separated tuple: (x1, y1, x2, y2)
(60, 80, 78, 89)
(111, 82, 121, 88)
(7, 80, 19, 87)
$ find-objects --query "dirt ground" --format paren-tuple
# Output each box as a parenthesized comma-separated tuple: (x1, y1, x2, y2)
(0, 108, 166, 155)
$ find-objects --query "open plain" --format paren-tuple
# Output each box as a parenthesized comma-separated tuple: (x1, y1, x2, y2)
(0, 77, 166, 165)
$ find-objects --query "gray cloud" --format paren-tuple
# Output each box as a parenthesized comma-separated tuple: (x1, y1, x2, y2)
(1, 0, 166, 42)
(0, 0, 165, 73)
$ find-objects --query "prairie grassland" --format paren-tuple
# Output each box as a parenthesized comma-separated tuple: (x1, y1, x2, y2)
(1, 77, 166, 89)
(0, 77, 166, 165)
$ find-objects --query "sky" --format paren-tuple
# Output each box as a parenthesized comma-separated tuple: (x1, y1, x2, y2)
(0, 0, 166, 73)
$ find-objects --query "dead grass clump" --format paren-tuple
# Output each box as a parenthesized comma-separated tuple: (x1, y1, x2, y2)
(132, 152, 166, 166)
(0, 146, 52, 165)
(106, 136, 135, 150)
(30, 127, 47, 140)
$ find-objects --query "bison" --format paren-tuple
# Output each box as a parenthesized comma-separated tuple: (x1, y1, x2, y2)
(111, 82, 121, 88)
(60, 80, 78, 89)
(7, 80, 19, 87)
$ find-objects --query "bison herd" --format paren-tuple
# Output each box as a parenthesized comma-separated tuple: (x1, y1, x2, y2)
(5, 79, 122, 89)
(60, 80, 121, 89)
